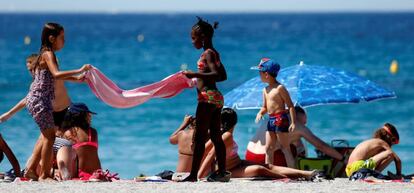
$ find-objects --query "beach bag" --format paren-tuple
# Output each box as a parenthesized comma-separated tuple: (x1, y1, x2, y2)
(330, 140, 354, 177)
(315, 139, 354, 177)
(297, 158, 332, 174)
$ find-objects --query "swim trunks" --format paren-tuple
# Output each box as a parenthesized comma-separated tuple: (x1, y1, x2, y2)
(53, 107, 69, 128)
(267, 111, 290, 132)
(345, 159, 376, 177)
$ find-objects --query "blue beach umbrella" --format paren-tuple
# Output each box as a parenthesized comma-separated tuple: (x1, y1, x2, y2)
(224, 62, 396, 109)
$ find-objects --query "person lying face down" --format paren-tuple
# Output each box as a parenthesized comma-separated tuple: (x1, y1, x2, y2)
(346, 123, 401, 178)
(246, 106, 344, 166)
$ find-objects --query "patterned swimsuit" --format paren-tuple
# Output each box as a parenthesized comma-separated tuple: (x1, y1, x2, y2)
(197, 49, 224, 109)
(26, 68, 55, 130)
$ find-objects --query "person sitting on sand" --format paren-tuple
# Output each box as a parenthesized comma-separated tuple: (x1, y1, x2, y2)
(246, 106, 344, 166)
(197, 108, 324, 181)
(169, 115, 196, 180)
(61, 103, 102, 180)
(0, 134, 21, 178)
(346, 123, 401, 178)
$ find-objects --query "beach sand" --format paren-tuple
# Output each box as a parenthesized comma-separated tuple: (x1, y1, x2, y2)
(1, 178, 413, 193)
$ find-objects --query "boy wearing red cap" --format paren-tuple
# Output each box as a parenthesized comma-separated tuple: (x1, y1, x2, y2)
(252, 58, 297, 168)
(346, 123, 401, 178)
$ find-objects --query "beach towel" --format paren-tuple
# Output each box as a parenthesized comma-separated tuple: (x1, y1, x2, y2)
(349, 168, 390, 181)
(85, 67, 196, 108)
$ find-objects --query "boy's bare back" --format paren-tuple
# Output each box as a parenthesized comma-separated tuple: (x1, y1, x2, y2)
(348, 138, 390, 163)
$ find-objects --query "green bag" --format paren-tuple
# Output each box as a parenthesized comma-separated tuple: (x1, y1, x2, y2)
(297, 158, 332, 173)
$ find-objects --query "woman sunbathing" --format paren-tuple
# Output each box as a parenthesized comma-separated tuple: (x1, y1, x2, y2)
(61, 103, 102, 180)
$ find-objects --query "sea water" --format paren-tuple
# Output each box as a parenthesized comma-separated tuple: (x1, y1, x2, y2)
(0, 13, 413, 178)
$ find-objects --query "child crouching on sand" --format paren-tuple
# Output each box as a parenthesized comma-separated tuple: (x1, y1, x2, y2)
(346, 123, 401, 178)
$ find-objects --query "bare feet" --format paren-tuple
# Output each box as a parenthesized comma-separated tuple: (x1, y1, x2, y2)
(206, 171, 231, 182)
(307, 170, 328, 181)
(23, 169, 38, 181)
(179, 175, 198, 182)
(38, 177, 55, 182)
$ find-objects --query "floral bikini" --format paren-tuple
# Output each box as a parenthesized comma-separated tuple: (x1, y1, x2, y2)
(197, 49, 224, 109)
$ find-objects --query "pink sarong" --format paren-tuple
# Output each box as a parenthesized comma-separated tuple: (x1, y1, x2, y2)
(85, 67, 196, 108)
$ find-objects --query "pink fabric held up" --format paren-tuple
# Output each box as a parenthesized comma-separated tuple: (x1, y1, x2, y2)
(85, 67, 196, 108)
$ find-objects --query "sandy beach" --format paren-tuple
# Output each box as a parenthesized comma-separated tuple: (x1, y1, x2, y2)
(1, 178, 413, 193)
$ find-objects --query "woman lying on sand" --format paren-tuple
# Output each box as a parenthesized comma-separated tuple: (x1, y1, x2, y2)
(170, 108, 325, 181)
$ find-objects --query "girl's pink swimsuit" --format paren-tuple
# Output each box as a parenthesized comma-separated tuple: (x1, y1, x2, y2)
(26, 68, 55, 130)
(72, 128, 98, 150)
(74, 128, 99, 180)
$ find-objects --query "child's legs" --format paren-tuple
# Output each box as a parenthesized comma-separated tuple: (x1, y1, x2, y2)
(276, 132, 295, 168)
(188, 103, 212, 179)
(25, 135, 43, 178)
(209, 107, 226, 173)
(39, 127, 55, 179)
(0, 135, 21, 177)
(56, 146, 75, 180)
(371, 150, 394, 172)
(265, 131, 277, 165)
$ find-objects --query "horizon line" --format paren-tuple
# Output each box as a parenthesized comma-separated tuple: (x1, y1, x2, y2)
(1, 10, 414, 15)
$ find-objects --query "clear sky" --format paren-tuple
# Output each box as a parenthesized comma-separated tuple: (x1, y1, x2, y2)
(1, 0, 414, 13)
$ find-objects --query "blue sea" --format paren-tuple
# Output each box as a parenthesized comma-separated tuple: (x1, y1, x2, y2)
(0, 13, 413, 178)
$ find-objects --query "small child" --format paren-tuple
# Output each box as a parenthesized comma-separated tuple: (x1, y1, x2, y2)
(0, 54, 38, 123)
(346, 123, 401, 178)
(252, 58, 296, 168)
(25, 23, 90, 181)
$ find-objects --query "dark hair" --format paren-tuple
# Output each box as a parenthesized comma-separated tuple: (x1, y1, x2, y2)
(221, 108, 238, 133)
(294, 106, 306, 115)
(189, 118, 196, 129)
(40, 23, 64, 52)
(61, 111, 90, 132)
(192, 16, 218, 39)
(26, 53, 39, 61)
(373, 123, 399, 146)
